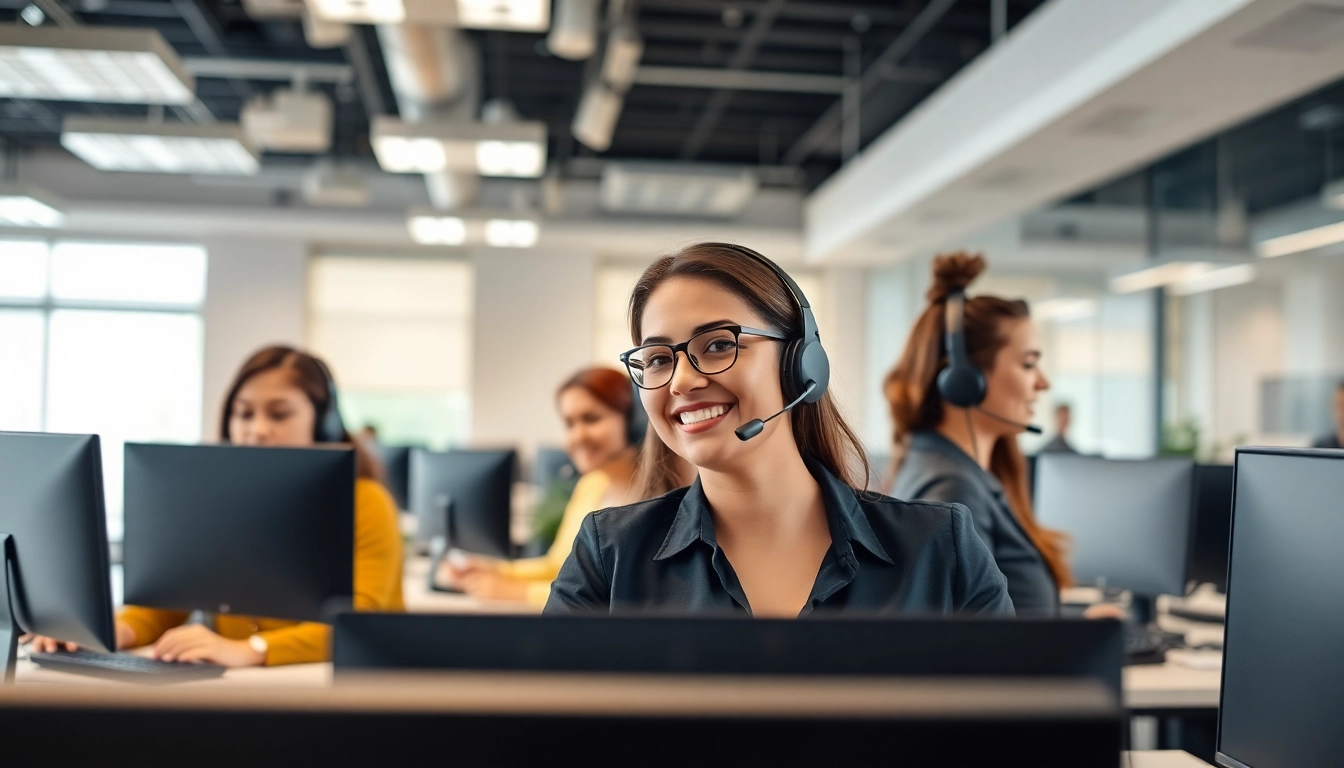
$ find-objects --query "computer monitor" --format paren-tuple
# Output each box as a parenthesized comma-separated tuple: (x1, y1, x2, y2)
(372, 444, 413, 511)
(1036, 454, 1194, 621)
(1188, 464, 1234, 592)
(122, 443, 355, 623)
(333, 614, 1125, 699)
(0, 432, 116, 680)
(532, 447, 577, 489)
(409, 448, 514, 558)
(1216, 447, 1344, 768)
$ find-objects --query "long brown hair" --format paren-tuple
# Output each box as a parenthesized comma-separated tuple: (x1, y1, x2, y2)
(628, 242, 869, 498)
(884, 252, 1071, 587)
(220, 345, 383, 482)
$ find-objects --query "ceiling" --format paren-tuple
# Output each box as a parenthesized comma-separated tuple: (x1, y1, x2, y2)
(0, 0, 1049, 189)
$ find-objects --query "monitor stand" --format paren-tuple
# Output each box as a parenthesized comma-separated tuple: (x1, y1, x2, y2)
(1, 533, 26, 684)
(427, 497, 464, 595)
(1129, 594, 1157, 628)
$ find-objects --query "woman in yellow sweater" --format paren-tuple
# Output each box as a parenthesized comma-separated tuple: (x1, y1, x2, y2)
(448, 367, 642, 606)
(31, 346, 404, 666)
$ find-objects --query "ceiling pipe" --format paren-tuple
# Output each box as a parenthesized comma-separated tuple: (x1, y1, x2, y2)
(376, 23, 481, 209)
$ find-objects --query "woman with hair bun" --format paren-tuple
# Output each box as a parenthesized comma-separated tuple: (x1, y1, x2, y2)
(886, 252, 1070, 616)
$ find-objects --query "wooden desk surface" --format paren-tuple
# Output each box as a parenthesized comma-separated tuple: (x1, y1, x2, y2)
(1123, 751, 1213, 767)
(1123, 661, 1222, 711)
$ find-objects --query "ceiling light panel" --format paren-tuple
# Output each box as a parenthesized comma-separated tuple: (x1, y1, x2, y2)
(408, 215, 467, 246)
(0, 24, 194, 104)
(0, 183, 65, 228)
(372, 117, 547, 178)
(406, 208, 540, 248)
(304, 0, 405, 23)
(458, 0, 549, 31)
(62, 118, 260, 175)
(1258, 220, 1344, 258)
(484, 218, 539, 248)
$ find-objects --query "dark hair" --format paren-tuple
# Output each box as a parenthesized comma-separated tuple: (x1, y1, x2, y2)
(884, 252, 1071, 587)
(220, 345, 383, 482)
(556, 367, 634, 425)
(627, 242, 869, 498)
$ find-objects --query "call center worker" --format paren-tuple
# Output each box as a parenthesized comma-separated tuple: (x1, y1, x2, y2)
(30, 346, 405, 666)
(545, 243, 1013, 617)
(886, 253, 1071, 616)
(447, 367, 643, 606)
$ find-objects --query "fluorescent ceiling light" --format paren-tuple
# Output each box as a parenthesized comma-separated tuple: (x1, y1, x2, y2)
(62, 117, 260, 175)
(1257, 221, 1344, 258)
(1167, 264, 1256, 296)
(458, 0, 549, 31)
(372, 117, 547, 178)
(406, 208, 540, 248)
(408, 214, 467, 246)
(1321, 179, 1344, 210)
(1110, 262, 1216, 294)
(485, 218, 539, 248)
(304, 0, 405, 23)
(0, 24, 194, 104)
(0, 183, 65, 228)
(1031, 298, 1097, 322)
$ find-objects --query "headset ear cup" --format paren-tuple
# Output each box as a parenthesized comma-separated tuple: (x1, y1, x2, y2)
(937, 365, 987, 409)
(778, 339, 803, 402)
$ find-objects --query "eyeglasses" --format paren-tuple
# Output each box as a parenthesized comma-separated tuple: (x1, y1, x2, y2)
(620, 324, 789, 391)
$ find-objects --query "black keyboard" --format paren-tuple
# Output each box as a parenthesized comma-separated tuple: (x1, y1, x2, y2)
(1124, 625, 1184, 666)
(28, 649, 227, 683)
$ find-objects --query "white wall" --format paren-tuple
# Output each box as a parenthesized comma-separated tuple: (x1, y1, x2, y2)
(201, 238, 309, 440)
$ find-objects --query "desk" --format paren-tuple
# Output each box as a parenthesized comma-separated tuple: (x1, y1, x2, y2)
(13, 647, 331, 688)
(402, 556, 540, 614)
(1124, 751, 1212, 767)
(1124, 661, 1221, 712)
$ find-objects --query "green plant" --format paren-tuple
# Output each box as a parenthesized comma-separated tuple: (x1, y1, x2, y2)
(1161, 419, 1201, 458)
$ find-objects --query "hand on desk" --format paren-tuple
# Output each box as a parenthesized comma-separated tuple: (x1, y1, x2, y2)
(442, 555, 530, 602)
(1082, 603, 1128, 621)
(151, 624, 264, 667)
(23, 620, 137, 654)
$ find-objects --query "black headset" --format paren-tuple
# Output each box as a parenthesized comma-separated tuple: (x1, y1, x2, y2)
(937, 289, 988, 409)
(625, 382, 649, 447)
(310, 356, 349, 444)
(720, 243, 830, 405)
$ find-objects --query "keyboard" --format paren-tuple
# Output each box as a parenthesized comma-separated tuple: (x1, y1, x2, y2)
(28, 648, 227, 684)
(1125, 625, 1185, 666)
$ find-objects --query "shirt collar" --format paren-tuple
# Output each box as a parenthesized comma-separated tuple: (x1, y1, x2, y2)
(653, 460, 893, 565)
(910, 430, 1005, 496)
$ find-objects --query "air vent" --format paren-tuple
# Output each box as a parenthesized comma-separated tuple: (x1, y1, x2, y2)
(600, 162, 758, 218)
(1235, 4, 1344, 53)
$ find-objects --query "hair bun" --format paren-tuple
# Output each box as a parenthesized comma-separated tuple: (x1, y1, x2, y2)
(926, 251, 987, 304)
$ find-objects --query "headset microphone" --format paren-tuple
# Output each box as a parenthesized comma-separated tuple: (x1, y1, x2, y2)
(975, 406, 1043, 435)
(735, 381, 818, 441)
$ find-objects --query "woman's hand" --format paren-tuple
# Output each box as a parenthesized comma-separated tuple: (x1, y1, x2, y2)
(1082, 603, 1128, 621)
(24, 620, 138, 654)
(152, 624, 264, 667)
(437, 553, 494, 589)
(460, 570, 531, 602)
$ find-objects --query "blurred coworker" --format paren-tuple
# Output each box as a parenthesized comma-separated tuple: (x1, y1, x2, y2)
(1039, 403, 1078, 454)
(1311, 381, 1344, 450)
(447, 367, 642, 606)
(546, 243, 1012, 617)
(29, 346, 405, 666)
(886, 253, 1070, 617)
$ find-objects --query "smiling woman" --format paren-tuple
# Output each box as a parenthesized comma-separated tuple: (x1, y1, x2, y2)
(544, 242, 1014, 619)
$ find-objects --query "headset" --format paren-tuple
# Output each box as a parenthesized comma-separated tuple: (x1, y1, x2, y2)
(937, 289, 1042, 435)
(310, 356, 349, 444)
(626, 381, 650, 447)
(717, 244, 831, 441)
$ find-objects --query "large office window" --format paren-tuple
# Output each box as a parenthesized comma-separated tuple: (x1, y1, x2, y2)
(307, 254, 474, 448)
(0, 239, 207, 538)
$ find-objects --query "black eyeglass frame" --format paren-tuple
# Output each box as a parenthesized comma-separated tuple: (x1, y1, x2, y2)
(619, 324, 790, 391)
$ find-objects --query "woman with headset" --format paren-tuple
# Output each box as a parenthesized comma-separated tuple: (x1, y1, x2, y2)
(885, 253, 1072, 617)
(444, 367, 644, 606)
(30, 346, 405, 666)
(545, 243, 1012, 617)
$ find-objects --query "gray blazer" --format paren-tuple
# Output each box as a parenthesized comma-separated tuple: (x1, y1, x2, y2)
(890, 431, 1059, 616)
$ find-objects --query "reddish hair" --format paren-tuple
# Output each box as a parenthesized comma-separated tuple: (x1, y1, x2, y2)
(220, 345, 383, 482)
(628, 242, 869, 499)
(556, 367, 634, 421)
(884, 252, 1072, 587)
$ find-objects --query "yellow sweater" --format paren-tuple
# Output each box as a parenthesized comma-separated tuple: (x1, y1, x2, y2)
(496, 466, 618, 607)
(118, 478, 405, 666)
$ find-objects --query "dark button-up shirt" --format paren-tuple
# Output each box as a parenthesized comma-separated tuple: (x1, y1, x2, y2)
(890, 431, 1059, 616)
(544, 459, 1013, 617)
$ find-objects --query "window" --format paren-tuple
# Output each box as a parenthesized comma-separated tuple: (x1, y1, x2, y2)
(593, 263, 827, 370)
(0, 239, 207, 538)
(307, 255, 474, 448)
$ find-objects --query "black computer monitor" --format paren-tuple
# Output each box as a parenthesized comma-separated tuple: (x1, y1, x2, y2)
(122, 443, 356, 623)
(333, 614, 1125, 699)
(372, 444, 413, 511)
(0, 432, 116, 679)
(532, 447, 577, 488)
(1216, 447, 1344, 768)
(1036, 454, 1194, 620)
(1188, 464, 1233, 592)
(409, 448, 514, 558)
